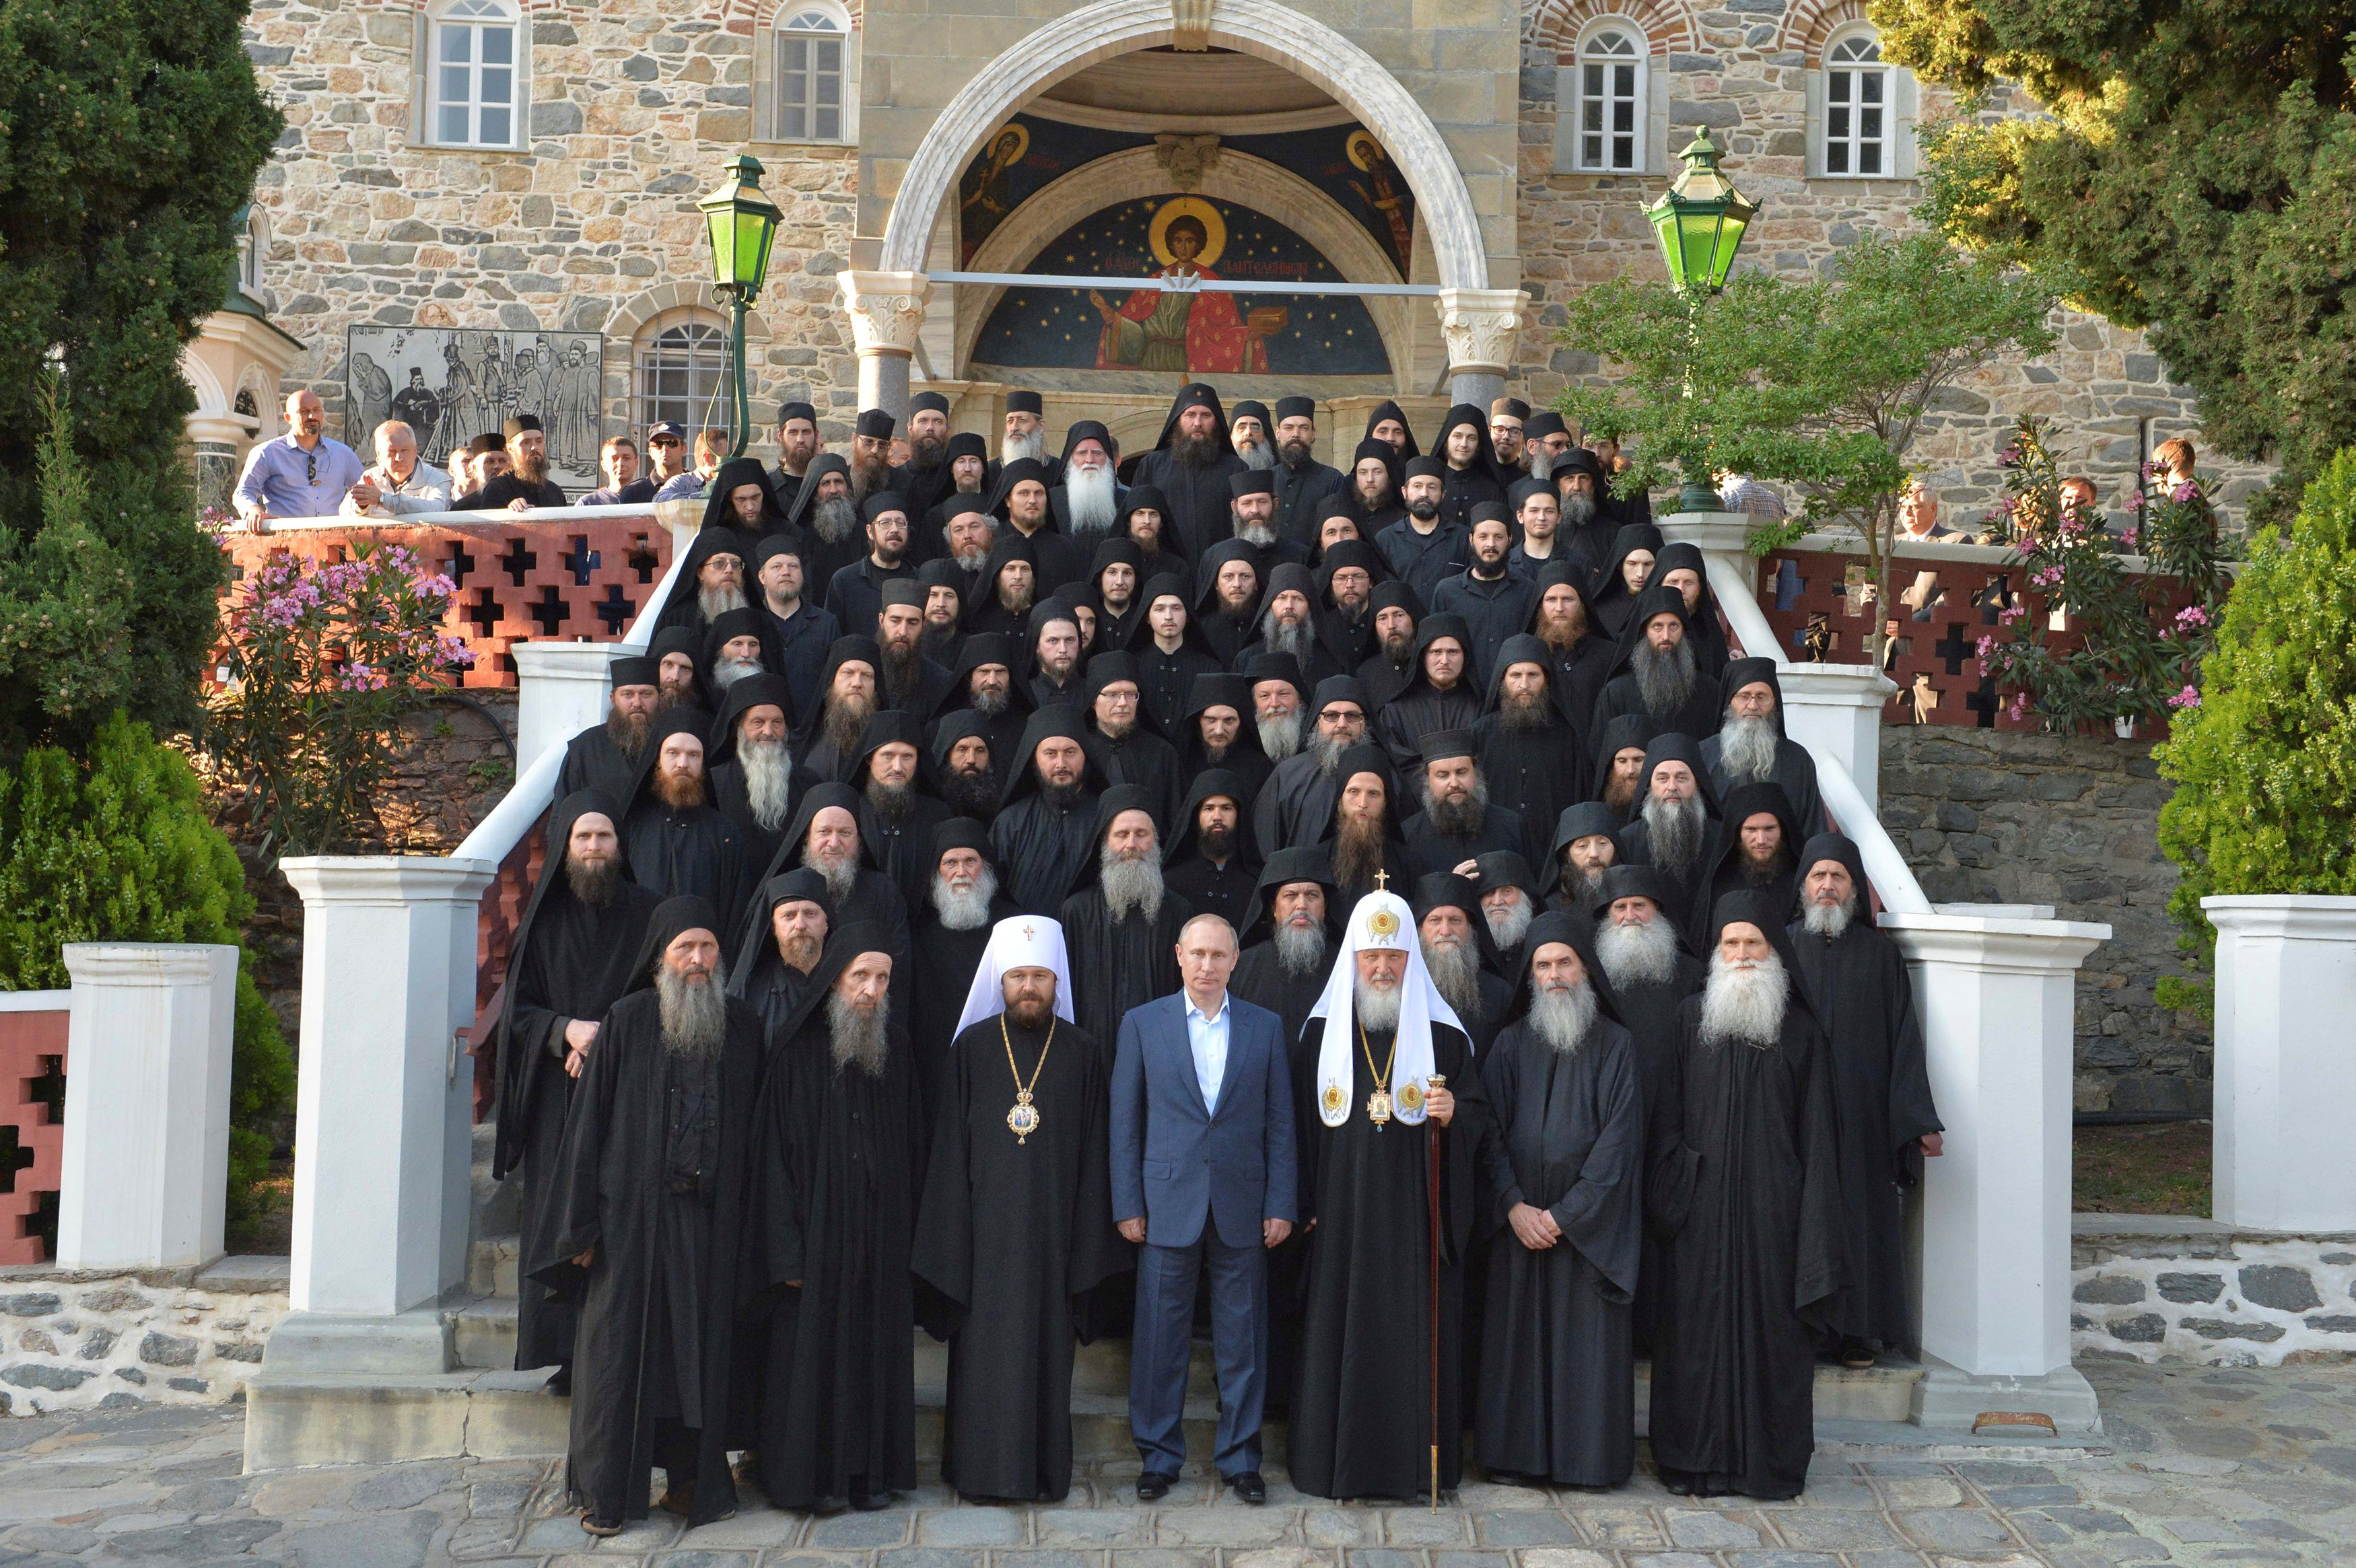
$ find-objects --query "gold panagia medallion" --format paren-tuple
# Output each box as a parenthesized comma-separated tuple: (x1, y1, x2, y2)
(1007, 1091, 1041, 1143)
(1367, 1088, 1394, 1126)
(1397, 1079, 1425, 1114)
(1320, 1081, 1346, 1116)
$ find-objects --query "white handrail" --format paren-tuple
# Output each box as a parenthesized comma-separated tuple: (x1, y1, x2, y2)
(249, 500, 698, 533)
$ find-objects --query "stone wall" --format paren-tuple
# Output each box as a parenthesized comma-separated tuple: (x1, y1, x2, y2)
(0, 1260, 289, 1415)
(1878, 725, 2209, 1114)
(2073, 1217, 2356, 1367)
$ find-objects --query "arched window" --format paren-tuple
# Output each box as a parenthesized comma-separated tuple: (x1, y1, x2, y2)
(423, 0, 524, 149)
(238, 206, 269, 299)
(1575, 26, 1644, 173)
(1822, 28, 1890, 176)
(633, 314, 732, 438)
(759, 0, 858, 145)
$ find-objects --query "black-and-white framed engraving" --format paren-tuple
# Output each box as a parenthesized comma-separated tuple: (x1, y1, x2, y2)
(346, 325, 607, 491)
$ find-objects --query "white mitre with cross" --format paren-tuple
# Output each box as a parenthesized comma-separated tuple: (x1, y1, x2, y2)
(954, 915, 1079, 1036)
(1303, 879, 1463, 1129)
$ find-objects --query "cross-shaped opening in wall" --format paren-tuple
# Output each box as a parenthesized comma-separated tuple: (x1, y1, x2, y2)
(627, 535, 660, 583)
(593, 583, 635, 634)
(464, 589, 502, 638)
(562, 536, 600, 585)
(499, 536, 538, 586)
(528, 583, 572, 637)
(444, 544, 477, 589)
(1964, 674, 2001, 728)
(1933, 622, 1974, 677)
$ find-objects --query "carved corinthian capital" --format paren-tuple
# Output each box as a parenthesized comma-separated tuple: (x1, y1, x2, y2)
(838, 271, 932, 359)
(1434, 287, 1530, 377)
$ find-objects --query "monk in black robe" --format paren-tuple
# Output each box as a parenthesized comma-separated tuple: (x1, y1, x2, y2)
(991, 708, 1107, 915)
(1648, 891, 1846, 1501)
(492, 791, 658, 1388)
(1179, 672, 1273, 803)
(936, 631, 1033, 781)
(728, 869, 831, 1034)
(1699, 657, 1827, 840)
(1082, 649, 1185, 832)
(1400, 731, 1532, 882)
(850, 711, 954, 919)
(1253, 678, 1371, 854)
(1475, 911, 1644, 1488)
(1324, 744, 1413, 908)
(1547, 801, 1622, 913)
(1163, 769, 1259, 931)
(738, 782, 913, 1019)
(740, 927, 925, 1511)
(1412, 872, 1515, 1054)
(1475, 635, 1587, 843)
(1130, 382, 1247, 560)
(1789, 833, 1942, 1364)
(649, 527, 753, 646)
(1521, 562, 1616, 737)
(1614, 734, 1723, 933)
(1355, 581, 1422, 711)
(913, 927, 1127, 1501)
(621, 711, 748, 920)
(1059, 785, 1191, 1063)
(1585, 523, 1661, 641)
(558, 655, 660, 805)
(907, 820, 1022, 1134)
(1684, 781, 1803, 953)
(1373, 614, 1482, 774)
(705, 673, 798, 876)
(1229, 849, 1338, 1062)
(791, 635, 883, 787)
(1587, 587, 1720, 744)
(1134, 573, 1221, 736)
(530, 897, 761, 1533)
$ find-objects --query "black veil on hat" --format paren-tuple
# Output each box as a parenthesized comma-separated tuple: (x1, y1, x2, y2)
(623, 894, 728, 995)
(700, 457, 787, 534)
(1504, 906, 1626, 1030)
(1150, 382, 1232, 452)
(1362, 399, 1422, 459)
(788, 453, 852, 527)
(1242, 845, 1338, 944)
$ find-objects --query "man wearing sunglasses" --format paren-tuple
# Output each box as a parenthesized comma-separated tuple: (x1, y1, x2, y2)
(234, 389, 366, 535)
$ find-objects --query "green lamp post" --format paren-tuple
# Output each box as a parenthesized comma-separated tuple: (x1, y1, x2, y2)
(699, 153, 785, 460)
(1644, 129, 1758, 512)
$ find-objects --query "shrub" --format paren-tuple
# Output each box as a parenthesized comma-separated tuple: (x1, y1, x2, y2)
(0, 713, 294, 1238)
(2154, 448, 2356, 1012)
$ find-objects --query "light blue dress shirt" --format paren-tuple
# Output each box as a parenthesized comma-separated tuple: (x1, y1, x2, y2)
(1184, 993, 1231, 1114)
(233, 433, 366, 520)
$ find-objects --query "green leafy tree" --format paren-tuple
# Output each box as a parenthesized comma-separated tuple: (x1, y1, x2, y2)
(1880, 0, 2356, 525)
(1559, 232, 2055, 659)
(0, 0, 283, 756)
(2153, 446, 2356, 1013)
(0, 713, 295, 1238)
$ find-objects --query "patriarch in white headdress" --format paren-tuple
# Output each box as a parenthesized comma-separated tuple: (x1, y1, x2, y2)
(1305, 886, 1465, 1129)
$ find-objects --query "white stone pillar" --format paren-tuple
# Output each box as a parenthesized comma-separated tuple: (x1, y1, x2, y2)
(1655, 511, 1756, 597)
(2205, 896, 2356, 1230)
(53, 944, 240, 1271)
(839, 270, 932, 420)
(510, 641, 613, 778)
(1778, 664, 1896, 814)
(271, 857, 495, 1374)
(1883, 909, 2110, 1431)
(1434, 287, 1527, 411)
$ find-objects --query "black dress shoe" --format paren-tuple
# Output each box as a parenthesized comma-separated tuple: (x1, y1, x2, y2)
(1227, 1470, 1266, 1504)
(1136, 1470, 1174, 1502)
(848, 1480, 889, 1511)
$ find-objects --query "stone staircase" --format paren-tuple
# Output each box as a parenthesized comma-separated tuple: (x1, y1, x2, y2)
(246, 1125, 1927, 1471)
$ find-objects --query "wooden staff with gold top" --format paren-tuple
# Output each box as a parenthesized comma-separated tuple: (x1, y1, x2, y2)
(1426, 1071, 1445, 1511)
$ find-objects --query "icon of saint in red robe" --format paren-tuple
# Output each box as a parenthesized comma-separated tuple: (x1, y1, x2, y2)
(1090, 199, 1286, 376)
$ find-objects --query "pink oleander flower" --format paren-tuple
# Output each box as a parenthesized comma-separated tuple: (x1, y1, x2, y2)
(1999, 606, 2025, 625)
(2174, 605, 2211, 631)
(2172, 481, 2198, 503)
(2127, 491, 2145, 511)
(2168, 685, 2201, 710)
(1976, 635, 1995, 658)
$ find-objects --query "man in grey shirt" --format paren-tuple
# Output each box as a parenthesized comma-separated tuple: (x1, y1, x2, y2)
(341, 420, 452, 517)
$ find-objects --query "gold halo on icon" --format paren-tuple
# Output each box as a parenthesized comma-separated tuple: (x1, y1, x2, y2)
(1148, 196, 1226, 269)
(983, 121, 1029, 166)
(1346, 129, 1385, 171)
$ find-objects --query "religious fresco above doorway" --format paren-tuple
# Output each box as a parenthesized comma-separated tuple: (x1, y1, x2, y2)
(957, 112, 1417, 276)
(970, 194, 1391, 377)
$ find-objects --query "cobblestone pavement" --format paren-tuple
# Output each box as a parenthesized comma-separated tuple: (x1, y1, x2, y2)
(5, 1360, 2355, 1567)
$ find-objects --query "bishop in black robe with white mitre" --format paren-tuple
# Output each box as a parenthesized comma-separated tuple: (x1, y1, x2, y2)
(528, 896, 761, 1531)
(491, 790, 659, 1382)
(1647, 890, 1846, 1501)
(1474, 911, 1643, 1489)
(738, 923, 926, 1511)
(913, 915, 1129, 1502)
(1058, 784, 1191, 1064)
(1288, 886, 1492, 1501)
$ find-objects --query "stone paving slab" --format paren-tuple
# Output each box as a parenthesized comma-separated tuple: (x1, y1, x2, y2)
(4, 1361, 2356, 1566)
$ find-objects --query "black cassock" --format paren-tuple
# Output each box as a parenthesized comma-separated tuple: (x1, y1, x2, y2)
(992, 790, 1099, 915)
(1789, 919, 1941, 1347)
(1231, 943, 1329, 1063)
(1475, 717, 1585, 852)
(558, 724, 643, 805)
(625, 800, 748, 918)
(1608, 956, 1706, 1353)
(1058, 886, 1191, 1065)
(1647, 999, 1846, 1500)
(1289, 1020, 1489, 1499)
(908, 900, 1021, 1134)
(530, 989, 762, 1528)
(1401, 804, 1531, 882)
(740, 1010, 928, 1508)
(911, 1014, 1130, 1501)
(1474, 1018, 1644, 1487)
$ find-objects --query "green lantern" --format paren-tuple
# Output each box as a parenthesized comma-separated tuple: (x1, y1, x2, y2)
(1645, 130, 1756, 295)
(699, 154, 785, 457)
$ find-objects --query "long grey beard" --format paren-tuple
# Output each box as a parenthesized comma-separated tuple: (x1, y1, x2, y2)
(1597, 915, 1679, 988)
(1314, 734, 1350, 775)
(1261, 612, 1315, 662)
(1529, 448, 1556, 483)
(931, 865, 999, 930)
(1485, 899, 1533, 951)
(1002, 430, 1045, 466)
(1702, 951, 1789, 1048)
(970, 684, 1008, 716)
(1064, 466, 1119, 534)
(1719, 712, 1780, 783)
(713, 655, 762, 690)
(1423, 937, 1483, 1020)
(1237, 439, 1276, 472)
(656, 962, 730, 1061)
(1100, 848, 1165, 923)
(808, 845, 860, 905)
(1642, 791, 1706, 872)
(1258, 713, 1303, 760)
(1562, 491, 1596, 530)
(1530, 978, 1598, 1056)
(1275, 919, 1327, 978)
(741, 738, 793, 832)
(811, 493, 858, 544)
(1354, 976, 1401, 1034)
(827, 990, 890, 1075)
(1803, 893, 1855, 939)
(699, 583, 747, 621)
(1426, 777, 1490, 838)
(1632, 637, 1698, 715)
(1234, 518, 1278, 548)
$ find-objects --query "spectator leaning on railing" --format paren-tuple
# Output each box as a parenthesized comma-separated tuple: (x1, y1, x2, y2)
(234, 389, 366, 533)
(341, 420, 452, 519)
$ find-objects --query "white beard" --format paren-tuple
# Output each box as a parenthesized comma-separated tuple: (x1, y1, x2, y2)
(811, 493, 858, 544)
(1275, 918, 1327, 977)
(1597, 915, 1679, 988)
(656, 962, 730, 1060)
(1002, 429, 1046, 466)
(1562, 491, 1596, 529)
(1100, 848, 1165, 923)
(1237, 439, 1276, 472)
(1529, 978, 1597, 1055)
(1701, 950, 1790, 1048)
(1064, 466, 1119, 534)
(1642, 791, 1706, 872)
(1484, 899, 1533, 951)
(1719, 711, 1780, 783)
(699, 583, 747, 621)
(1354, 976, 1401, 1034)
(1261, 612, 1315, 662)
(828, 989, 891, 1075)
(808, 844, 860, 904)
(1234, 518, 1278, 548)
(1803, 894, 1855, 939)
(1422, 937, 1483, 1020)
(713, 655, 762, 690)
(1258, 713, 1303, 760)
(740, 738, 794, 832)
(931, 867, 999, 929)
(1528, 449, 1556, 483)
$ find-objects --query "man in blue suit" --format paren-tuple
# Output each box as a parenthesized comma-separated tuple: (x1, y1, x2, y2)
(1111, 911, 1298, 1505)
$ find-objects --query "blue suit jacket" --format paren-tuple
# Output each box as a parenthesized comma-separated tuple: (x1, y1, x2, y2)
(1111, 991, 1298, 1250)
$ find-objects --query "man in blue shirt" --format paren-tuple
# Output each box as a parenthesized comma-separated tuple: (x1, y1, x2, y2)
(234, 390, 366, 533)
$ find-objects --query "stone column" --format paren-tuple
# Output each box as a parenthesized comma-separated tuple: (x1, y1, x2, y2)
(510, 641, 614, 778)
(1778, 665, 1896, 813)
(53, 944, 240, 1271)
(269, 857, 495, 1374)
(839, 270, 932, 421)
(1434, 287, 1527, 410)
(2205, 895, 2356, 1230)
(1883, 908, 2111, 1431)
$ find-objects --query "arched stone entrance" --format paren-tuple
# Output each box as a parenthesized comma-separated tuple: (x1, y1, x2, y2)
(837, 0, 1526, 415)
